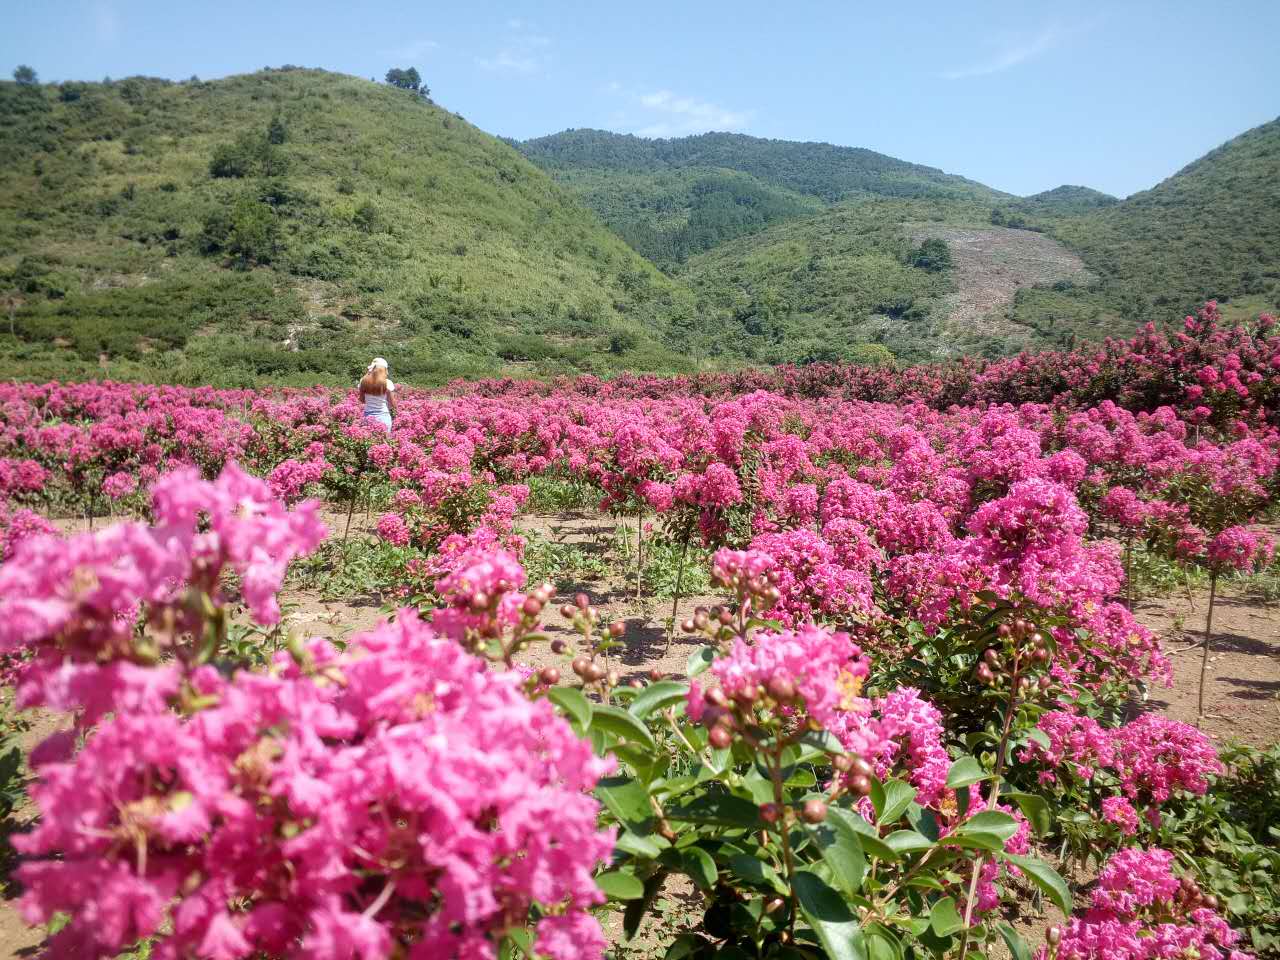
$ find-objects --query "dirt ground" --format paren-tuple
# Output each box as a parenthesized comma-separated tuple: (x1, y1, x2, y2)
(2, 510, 1276, 957)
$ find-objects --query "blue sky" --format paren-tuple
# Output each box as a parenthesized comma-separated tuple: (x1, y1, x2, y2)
(4, 0, 1277, 197)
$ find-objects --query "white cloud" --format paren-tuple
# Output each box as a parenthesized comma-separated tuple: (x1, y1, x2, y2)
(940, 23, 1068, 80)
(630, 88, 752, 137)
(477, 20, 550, 74)
(382, 39, 439, 61)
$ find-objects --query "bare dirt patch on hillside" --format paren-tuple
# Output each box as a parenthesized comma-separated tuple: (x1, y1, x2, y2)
(906, 223, 1092, 338)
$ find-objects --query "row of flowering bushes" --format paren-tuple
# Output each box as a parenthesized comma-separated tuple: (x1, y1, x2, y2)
(0, 305, 1276, 958)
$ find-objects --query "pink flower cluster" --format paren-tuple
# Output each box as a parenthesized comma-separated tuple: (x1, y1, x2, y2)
(0, 463, 326, 717)
(0, 470, 616, 960)
(1044, 847, 1251, 960)
(16, 612, 615, 960)
(1021, 711, 1223, 826)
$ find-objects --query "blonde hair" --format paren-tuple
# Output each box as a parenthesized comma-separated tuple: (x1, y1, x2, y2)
(360, 365, 388, 395)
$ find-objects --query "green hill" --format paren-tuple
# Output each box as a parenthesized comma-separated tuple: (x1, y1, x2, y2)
(516, 129, 1008, 266)
(678, 197, 1100, 363)
(1005, 118, 1280, 333)
(0, 69, 699, 386)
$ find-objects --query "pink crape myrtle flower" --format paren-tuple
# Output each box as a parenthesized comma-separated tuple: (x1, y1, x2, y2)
(16, 612, 617, 960)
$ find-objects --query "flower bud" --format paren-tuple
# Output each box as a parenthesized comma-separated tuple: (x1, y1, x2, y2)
(538, 667, 560, 686)
(550, 638, 567, 655)
(832, 754, 853, 772)
(629, 678, 644, 689)
(997, 623, 1012, 639)
(608, 621, 626, 638)
(708, 725, 733, 749)
(764, 897, 786, 914)
(1038, 675, 1052, 690)
(718, 608, 734, 625)
(977, 663, 994, 684)
(1047, 926, 1062, 946)
(470, 591, 490, 611)
(647, 668, 663, 682)
(606, 669, 620, 688)
(983, 648, 1000, 667)
(801, 799, 827, 824)
(571, 656, 591, 678)
(522, 596, 543, 617)
(681, 618, 696, 633)
(849, 756, 874, 779)
(585, 663, 606, 683)
(693, 610, 710, 630)
(575, 593, 590, 610)
(705, 687, 729, 708)
(560, 604, 576, 619)
(766, 675, 797, 702)
(849, 774, 872, 796)
(759, 803, 782, 823)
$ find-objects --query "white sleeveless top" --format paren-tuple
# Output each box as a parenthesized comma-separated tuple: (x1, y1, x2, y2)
(362, 381, 395, 416)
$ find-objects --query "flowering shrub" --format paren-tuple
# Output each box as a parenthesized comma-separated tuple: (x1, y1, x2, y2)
(1, 468, 616, 960)
(0, 305, 1274, 959)
(1042, 847, 1252, 960)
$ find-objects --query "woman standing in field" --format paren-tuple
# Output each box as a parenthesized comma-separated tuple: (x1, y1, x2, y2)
(359, 357, 397, 431)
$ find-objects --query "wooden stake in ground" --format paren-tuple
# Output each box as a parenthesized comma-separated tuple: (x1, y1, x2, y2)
(1196, 569, 1219, 725)
(343, 486, 358, 543)
(635, 511, 644, 601)
(666, 534, 691, 654)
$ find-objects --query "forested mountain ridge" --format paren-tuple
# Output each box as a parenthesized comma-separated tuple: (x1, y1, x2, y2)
(517, 129, 1008, 202)
(0, 68, 699, 385)
(515, 129, 1010, 266)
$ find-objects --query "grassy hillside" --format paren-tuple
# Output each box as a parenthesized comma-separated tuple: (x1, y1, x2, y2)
(1005, 118, 1280, 334)
(0, 69, 699, 386)
(678, 198, 989, 363)
(516, 129, 1008, 266)
(1051, 117, 1280, 313)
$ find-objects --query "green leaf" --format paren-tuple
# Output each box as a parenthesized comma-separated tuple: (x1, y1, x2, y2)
(615, 830, 664, 859)
(595, 776, 654, 827)
(728, 853, 787, 893)
(829, 808, 898, 862)
(884, 830, 933, 855)
(929, 896, 963, 937)
(546, 686, 590, 730)
(667, 792, 761, 828)
(946, 756, 989, 789)
(944, 831, 1006, 852)
(958, 810, 1018, 842)
(880, 780, 917, 825)
(596, 870, 645, 900)
(866, 926, 903, 960)
(629, 680, 689, 719)
(682, 847, 718, 892)
(998, 922, 1033, 960)
(869, 776, 886, 820)
(1004, 854, 1071, 915)
(813, 817, 866, 895)
(687, 647, 715, 678)
(794, 869, 868, 960)
(591, 703, 657, 749)
(1003, 791, 1052, 837)
(664, 934, 708, 960)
